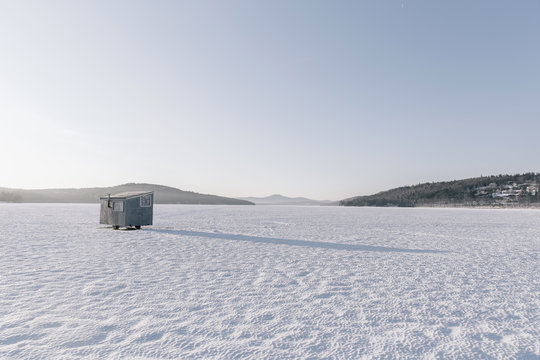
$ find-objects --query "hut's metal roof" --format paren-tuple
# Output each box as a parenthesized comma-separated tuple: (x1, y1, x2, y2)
(100, 191, 153, 200)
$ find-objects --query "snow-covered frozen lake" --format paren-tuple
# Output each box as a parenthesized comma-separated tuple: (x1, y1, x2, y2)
(1, 204, 539, 359)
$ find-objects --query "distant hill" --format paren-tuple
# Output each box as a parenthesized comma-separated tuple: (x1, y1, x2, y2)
(0, 183, 254, 205)
(238, 194, 333, 206)
(341, 173, 540, 208)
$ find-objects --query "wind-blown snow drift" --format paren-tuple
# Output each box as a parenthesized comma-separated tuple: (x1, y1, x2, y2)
(1, 204, 538, 358)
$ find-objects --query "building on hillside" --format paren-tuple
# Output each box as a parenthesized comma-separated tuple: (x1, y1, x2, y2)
(526, 185, 538, 196)
(100, 191, 153, 229)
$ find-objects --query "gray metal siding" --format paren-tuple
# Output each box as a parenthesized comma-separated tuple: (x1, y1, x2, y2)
(100, 199, 127, 226)
(100, 193, 153, 227)
(125, 196, 153, 226)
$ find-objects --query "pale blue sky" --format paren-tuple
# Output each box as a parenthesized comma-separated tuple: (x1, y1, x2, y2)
(1, 1, 539, 200)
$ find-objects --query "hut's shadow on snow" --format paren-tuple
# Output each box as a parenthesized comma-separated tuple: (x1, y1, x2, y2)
(145, 229, 448, 254)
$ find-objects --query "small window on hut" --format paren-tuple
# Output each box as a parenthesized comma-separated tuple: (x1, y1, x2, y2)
(112, 201, 124, 212)
(140, 194, 152, 207)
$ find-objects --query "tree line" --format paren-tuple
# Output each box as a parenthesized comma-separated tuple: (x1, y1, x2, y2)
(340, 173, 540, 207)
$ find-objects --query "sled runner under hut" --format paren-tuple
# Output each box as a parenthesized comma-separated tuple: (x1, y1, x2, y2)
(100, 191, 153, 229)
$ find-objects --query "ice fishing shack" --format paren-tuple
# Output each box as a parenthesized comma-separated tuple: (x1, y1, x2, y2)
(100, 191, 153, 229)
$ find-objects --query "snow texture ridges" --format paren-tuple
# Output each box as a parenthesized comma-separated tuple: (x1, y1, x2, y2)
(0, 204, 539, 359)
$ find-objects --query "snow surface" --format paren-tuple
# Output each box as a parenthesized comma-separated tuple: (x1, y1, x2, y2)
(1, 204, 539, 359)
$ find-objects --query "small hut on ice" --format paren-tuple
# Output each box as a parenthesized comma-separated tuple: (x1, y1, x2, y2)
(100, 191, 153, 229)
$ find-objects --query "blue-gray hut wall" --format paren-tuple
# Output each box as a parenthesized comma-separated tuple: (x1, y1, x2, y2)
(124, 195, 153, 226)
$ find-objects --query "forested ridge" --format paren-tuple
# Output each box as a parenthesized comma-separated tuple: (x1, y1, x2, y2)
(0, 183, 253, 205)
(341, 173, 540, 207)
